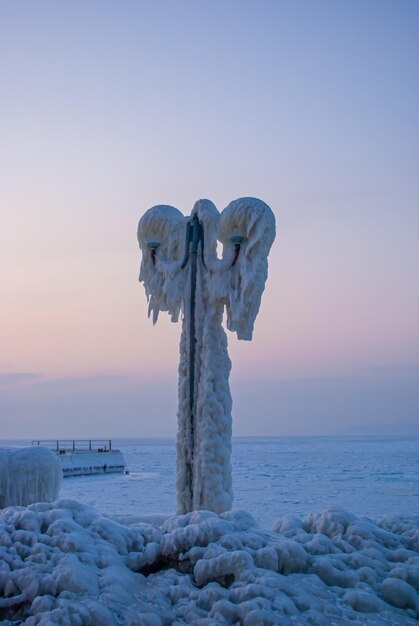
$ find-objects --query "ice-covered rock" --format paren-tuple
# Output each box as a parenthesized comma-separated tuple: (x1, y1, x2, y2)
(0, 447, 61, 508)
(0, 502, 418, 625)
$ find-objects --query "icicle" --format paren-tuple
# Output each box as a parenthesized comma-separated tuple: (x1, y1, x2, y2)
(0, 447, 62, 508)
(137, 205, 186, 323)
(219, 197, 276, 340)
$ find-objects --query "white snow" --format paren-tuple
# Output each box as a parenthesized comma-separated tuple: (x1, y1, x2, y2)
(137, 198, 276, 515)
(0, 447, 62, 508)
(0, 501, 417, 625)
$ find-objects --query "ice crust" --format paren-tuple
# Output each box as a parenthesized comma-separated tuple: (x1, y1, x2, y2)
(0, 502, 418, 625)
(0, 448, 62, 508)
(137, 198, 275, 515)
(137, 204, 186, 325)
(218, 198, 276, 341)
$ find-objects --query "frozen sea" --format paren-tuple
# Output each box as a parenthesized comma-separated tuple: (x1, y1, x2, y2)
(2, 435, 418, 526)
(1, 435, 419, 625)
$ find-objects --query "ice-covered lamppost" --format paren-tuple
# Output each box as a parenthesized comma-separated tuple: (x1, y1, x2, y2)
(137, 198, 275, 514)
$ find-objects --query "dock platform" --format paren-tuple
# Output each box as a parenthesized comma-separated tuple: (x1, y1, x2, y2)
(31, 440, 126, 477)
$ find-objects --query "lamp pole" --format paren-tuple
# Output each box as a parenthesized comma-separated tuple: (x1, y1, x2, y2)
(137, 198, 275, 514)
(180, 213, 204, 505)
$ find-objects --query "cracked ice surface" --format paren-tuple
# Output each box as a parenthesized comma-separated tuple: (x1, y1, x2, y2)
(0, 501, 418, 625)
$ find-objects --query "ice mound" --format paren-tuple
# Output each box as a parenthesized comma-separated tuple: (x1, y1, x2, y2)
(1, 502, 418, 624)
(0, 448, 62, 508)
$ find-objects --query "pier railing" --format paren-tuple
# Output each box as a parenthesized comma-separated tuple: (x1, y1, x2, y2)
(31, 439, 113, 453)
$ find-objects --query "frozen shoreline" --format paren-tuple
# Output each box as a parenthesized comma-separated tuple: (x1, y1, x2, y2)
(2, 436, 417, 526)
(0, 500, 418, 625)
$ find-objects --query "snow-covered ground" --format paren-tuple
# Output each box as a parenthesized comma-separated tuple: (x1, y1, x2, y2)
(0, 436, 418, 624)
(0, 500, 418, 624)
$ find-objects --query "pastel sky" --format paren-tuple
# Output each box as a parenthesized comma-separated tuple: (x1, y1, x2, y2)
(1, 1, 418, 438)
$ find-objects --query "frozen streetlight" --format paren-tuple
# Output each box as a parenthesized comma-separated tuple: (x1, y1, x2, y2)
(137, 198, 275, 514)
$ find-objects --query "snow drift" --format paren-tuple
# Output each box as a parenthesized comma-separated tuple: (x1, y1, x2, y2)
(0, 500, 417, 625)
(0, 448, 62, 508)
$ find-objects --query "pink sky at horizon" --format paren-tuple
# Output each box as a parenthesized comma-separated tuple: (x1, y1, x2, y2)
(2, 193, 417, 383)
(1, 1, 418, 436)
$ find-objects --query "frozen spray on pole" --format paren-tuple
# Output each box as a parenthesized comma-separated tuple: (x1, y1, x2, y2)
(137, 198, 276, 514)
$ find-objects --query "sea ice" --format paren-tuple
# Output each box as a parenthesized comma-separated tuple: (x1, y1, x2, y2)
(0, 447, 61, 508)
(0, 501, 417, 624)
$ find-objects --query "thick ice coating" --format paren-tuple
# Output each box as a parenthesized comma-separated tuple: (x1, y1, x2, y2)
(137, 204, 186, 324)
(137, 199, 275, 515)
(0, 501, 417, 625)
(0, 447, 62, 508)
(219, 198, 276, 341)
